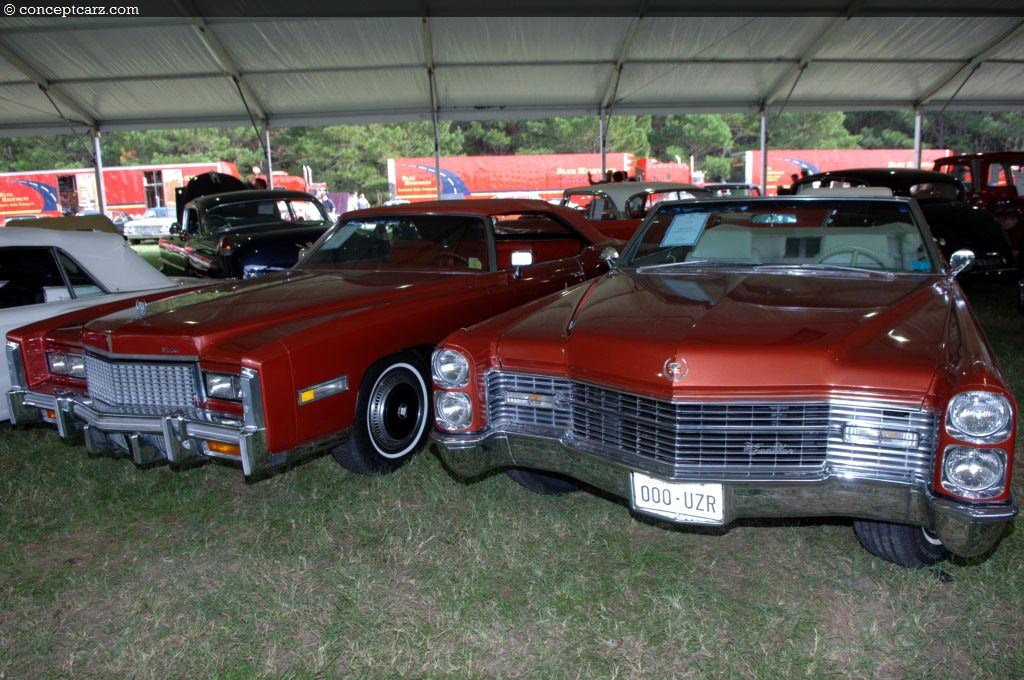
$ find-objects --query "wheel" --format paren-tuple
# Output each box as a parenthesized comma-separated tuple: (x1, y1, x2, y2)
(853, 520, 948, 568)
(332, 353, 430, 475)
(816, 245, 886, 268)
(506, 467, 581, 495)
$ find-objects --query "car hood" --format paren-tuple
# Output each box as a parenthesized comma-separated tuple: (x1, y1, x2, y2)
(492, 270, 953, 402)
(81, 268, 481, 362)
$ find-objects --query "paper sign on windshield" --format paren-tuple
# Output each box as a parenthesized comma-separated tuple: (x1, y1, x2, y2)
(660, 213, 710, 247)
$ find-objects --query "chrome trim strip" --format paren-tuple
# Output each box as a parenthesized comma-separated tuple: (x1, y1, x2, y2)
(6, 341, 27, 388)
(296, 373, 349, 406)
(6, 342, 46, 425)
(82, 346, 200, 361)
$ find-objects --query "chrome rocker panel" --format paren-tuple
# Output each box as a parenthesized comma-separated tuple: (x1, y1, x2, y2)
(433, 429, 1018, 559)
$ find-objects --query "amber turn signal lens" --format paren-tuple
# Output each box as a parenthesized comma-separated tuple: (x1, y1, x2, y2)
(206, 441, 241, 456)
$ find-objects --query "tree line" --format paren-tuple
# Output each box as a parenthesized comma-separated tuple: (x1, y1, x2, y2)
(2, 111, 1021, 202)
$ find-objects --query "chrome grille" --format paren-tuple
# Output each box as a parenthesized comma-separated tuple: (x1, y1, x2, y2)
(486, 373, 571, 431)
(485, 371, 936, 483)
(826, 400, 936, 482)
(85, 354, 198, 410)
(572, 383, 830, 477)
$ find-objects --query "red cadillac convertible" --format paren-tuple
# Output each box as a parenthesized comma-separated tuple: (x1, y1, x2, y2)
(431, 192, 1018, 567)
(6, 199, 618, 478)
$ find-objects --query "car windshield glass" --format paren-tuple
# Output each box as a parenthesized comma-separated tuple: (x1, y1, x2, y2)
(204, 198, 330, 231)
(621, 198, 936, 274)
(302, 214, 490, 271)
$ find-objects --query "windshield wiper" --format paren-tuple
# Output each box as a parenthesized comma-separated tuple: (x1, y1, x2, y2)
(635, 259, 740, 273)
(756, 263, 896, 277)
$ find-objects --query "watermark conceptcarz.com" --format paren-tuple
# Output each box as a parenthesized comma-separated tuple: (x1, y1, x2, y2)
(4, 3, 140, 16)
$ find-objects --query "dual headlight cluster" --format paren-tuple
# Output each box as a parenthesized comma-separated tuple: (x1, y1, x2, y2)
(46, 351, 85, 378)
(204, 372, 243, 402)
(942, 391, 1013, 500)
(432, 349, 472, 431)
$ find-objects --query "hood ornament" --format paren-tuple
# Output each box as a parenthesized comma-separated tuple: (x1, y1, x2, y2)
(662, 357, 689, 382)
(135, 300, 148, 318)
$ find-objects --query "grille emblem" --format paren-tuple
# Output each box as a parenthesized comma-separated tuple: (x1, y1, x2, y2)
(135, 300, 148, 318)
(662, 357, 689, 382)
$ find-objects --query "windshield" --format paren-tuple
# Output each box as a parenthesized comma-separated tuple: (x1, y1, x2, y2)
(302, 214, 490, 271)
(204, 198, 330, 232)
(620, 198, 937, 274)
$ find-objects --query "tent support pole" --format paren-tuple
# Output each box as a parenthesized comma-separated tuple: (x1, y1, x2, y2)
(599, 109, 607, 178)
(92, 127, 107, 214)
(914, 109, 923, 169)
(264, 127, 274, 189)
(759, 107, 768, 195)
(433, 113, 442, 200)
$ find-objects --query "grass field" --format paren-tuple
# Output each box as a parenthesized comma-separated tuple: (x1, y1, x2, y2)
(1, 282, 1022, 678)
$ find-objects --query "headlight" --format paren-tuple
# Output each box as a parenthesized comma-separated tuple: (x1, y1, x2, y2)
(435, 391, 472, 430)
(204, 372, 243, 401)
(432, 349, 470, 388)
(946, 391, 1012, 442)
(46, 351, 85, 379)
(942, 446, 1006, 499)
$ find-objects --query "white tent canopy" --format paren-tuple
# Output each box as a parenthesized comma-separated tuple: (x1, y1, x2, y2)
(1, 2, 1023, 137)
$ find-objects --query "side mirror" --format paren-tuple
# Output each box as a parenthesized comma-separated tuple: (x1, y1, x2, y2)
(600, 245, 619, 268)
(510, 250, 533, 279)
(948, 249, 975, 278)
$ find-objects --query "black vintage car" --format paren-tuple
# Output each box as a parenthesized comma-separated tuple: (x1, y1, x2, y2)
(793, 168, 1019, 282)
(158, 189, 333, 278)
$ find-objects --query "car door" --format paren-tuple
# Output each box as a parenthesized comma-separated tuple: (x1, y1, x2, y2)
(159, 207, 195, 275)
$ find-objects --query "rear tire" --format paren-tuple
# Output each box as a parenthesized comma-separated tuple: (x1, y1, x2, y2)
(853, 520, 948, 568)
(506, 467, 581, 495)
(332, 353, 430, 476)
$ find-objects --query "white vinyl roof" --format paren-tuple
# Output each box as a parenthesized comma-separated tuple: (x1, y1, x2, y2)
(1, 2, 1023, 137)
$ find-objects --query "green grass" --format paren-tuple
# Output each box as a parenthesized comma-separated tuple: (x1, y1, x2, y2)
(1, 283, 1022, 678)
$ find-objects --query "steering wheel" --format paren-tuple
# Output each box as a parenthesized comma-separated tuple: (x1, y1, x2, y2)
(431, 251, 469, 267)
(816, 245, 886, 268)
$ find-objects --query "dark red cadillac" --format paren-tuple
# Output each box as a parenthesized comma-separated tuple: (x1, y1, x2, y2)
(7, 199, 618, 478)
(431, 193, 1018, 567)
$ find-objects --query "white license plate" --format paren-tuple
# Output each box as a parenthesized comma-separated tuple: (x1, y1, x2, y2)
(630, 472, 724, 524)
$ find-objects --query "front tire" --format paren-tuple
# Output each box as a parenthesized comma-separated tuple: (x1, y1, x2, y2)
(853, 520, 948, 568)
(332, 353, 430, 476)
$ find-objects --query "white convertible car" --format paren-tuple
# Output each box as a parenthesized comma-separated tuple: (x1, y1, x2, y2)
(1, 220, 203, 421)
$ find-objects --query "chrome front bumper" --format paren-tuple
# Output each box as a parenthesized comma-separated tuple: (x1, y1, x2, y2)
(8, 383, 347, 479)
(433, 429, 1018, 558)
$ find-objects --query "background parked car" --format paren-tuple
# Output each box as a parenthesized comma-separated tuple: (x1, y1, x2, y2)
(158, 189, 332, 278)
(122, 206, 176, 243)
(1, 220, 204, 421)
(933, 151, 1024, 218)
(560, 181, 710, 240)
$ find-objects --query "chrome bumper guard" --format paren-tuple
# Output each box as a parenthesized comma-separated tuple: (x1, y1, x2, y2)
(433, 429, 1018, 559)
(50, 392, 274, 475)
